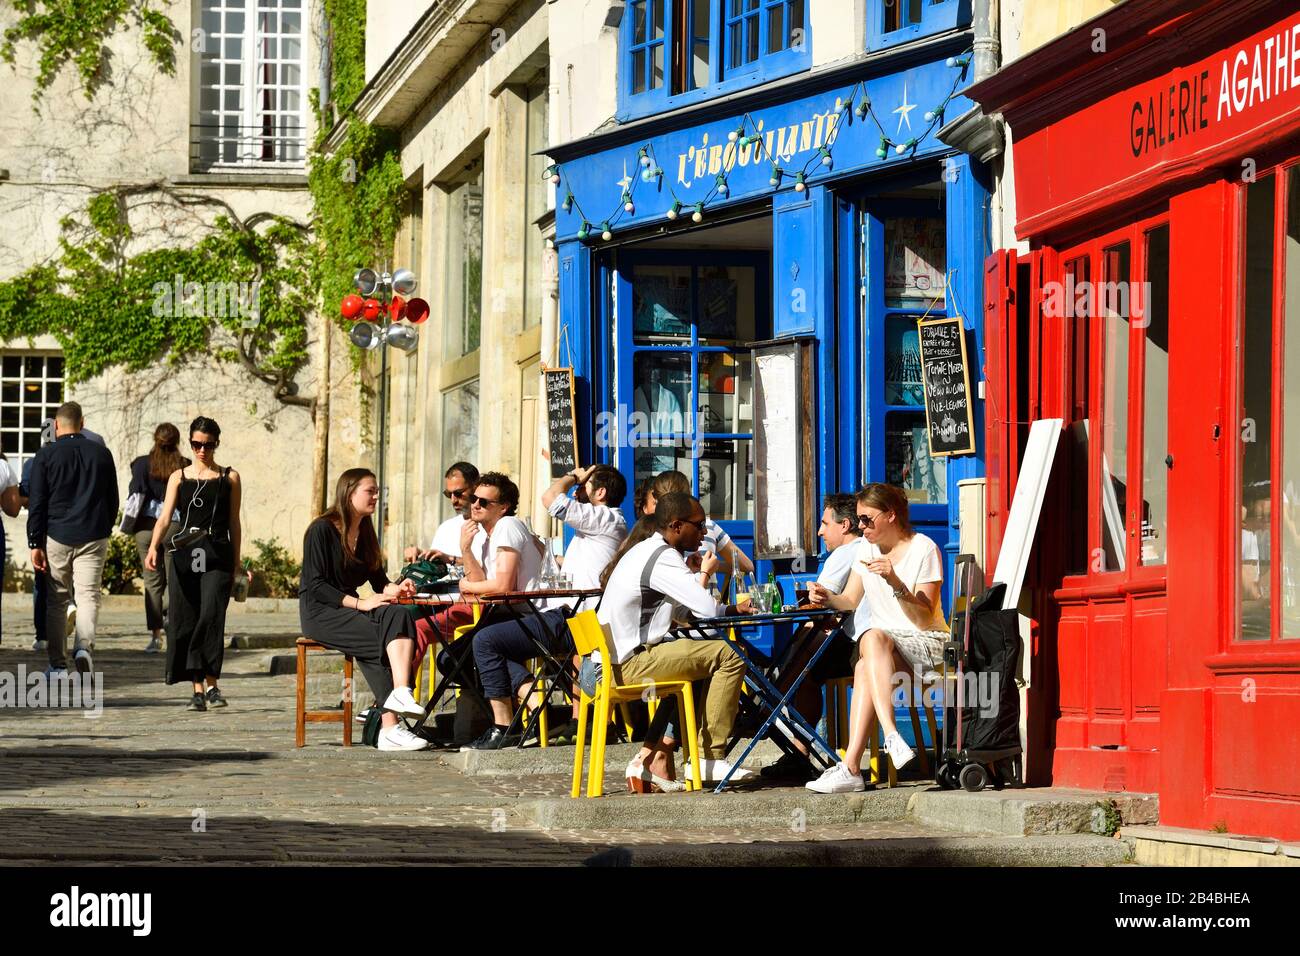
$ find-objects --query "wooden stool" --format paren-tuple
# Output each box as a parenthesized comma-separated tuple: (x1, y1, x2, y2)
(295, 637, 354, 748)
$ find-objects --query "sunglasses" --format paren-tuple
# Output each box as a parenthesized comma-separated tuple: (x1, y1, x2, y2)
(442, 487, 469, 499)
(190, 441, 217, 452)
(470, 494, 501, 508)
(678, 516, 707, 531)
(857, 512, 881, 528)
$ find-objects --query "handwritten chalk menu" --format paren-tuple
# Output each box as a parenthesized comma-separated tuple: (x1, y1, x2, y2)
(917, 317, 976, 457)
(544, 367, 579, 478)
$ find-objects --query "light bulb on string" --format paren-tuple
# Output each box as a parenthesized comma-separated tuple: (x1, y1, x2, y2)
(638, 147, 651, 168)
(666, 199, 682, 220)
(622, 191, 634, 214)
(691, 202, 704, 223)
(769, 165, 782, 188)
(715, 174, 728, 197)
(600, 222, 613, 241)
(794, 172, 806, 192)
(876, 137, 889, 159)
(819, 147, 832, 168)
(895, 140, 911, 155)
(728, 124, 744, 143)
(576, 221, 590, 240)
(561, 192, 573, 212)
(855, 98, 870, 119)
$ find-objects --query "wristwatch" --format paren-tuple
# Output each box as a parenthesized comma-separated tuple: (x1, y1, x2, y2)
(892, 584, 907, 599)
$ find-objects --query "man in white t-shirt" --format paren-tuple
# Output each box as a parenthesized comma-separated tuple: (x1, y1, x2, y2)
(457, 472, 549, 750)
(465, 463, 631, 750)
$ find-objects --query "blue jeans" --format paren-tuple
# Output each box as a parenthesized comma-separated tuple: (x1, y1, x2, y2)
(472, 607, 573, 701)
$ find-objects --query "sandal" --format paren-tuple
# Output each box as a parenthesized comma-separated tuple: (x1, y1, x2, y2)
(625, 757, 686, 794)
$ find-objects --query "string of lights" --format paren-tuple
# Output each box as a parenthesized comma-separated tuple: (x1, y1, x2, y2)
(542, 50, 972, 242)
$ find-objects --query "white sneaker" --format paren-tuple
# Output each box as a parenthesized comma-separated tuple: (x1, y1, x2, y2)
(382, 687, 424, 719)
(73, 648, 93, 675)
(805, 762, 866, 794)
(32, 639, 47, 652)
(693, 758, 755, 783)
(377, 724, 429, 752)
(144, 637, 162, 654)
(884, 733, 915, 770)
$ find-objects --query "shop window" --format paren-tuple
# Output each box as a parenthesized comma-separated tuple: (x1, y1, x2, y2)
(868, 0, 971, 53)
(1098, 241, 1131, 572)
(0, 353, 64, 474)
(623, 259, 764, 522)
(193, 0, 305, 170)
(1063, 256, 1092, 574)
(444, 162, 484, 360)
(1237, 164, 1300, 642)
(1139, 226, 1170, 566)
(619, 0, 809, 121)
(440, 379, 479, 522)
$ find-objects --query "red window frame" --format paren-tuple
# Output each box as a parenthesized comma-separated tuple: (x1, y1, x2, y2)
(1056, 210, 1171, 593)
(1230, 156, 1300, 648)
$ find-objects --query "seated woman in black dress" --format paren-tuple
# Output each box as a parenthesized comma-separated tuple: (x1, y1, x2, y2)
(299, 468, 426, 752)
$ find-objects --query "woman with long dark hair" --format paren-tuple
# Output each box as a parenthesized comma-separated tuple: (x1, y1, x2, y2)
(298, 468, 425, 752)
(129, 423, 188, 653)
(144, 417, 241, 710)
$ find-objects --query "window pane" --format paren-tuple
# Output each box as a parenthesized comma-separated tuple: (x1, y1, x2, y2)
(746, 13, 759, 62)
(651, 0, 664, 39)
(633, 0, 646, 44)
(1283, 166, 1300, 638)
(633, 351, 692, 436)
(697, 264, 755, 344)
(885, 0, 901, 32)
(692, 0, 711, 89)
(1064, 256, 1092, 575)
(651, 43, 663, 89)
(908, 0, 923, 25)
(632, 49, 646, 94)
(767, 5, 785, 53)
(444, 169, 484, 360)
(1240, 175, 1275, 639)
(886, 411, 947, 504)
(1098, 242, 1131, 572)
(635, 442, 693, 490)
(699, 352, 753, 434)
(441, 380, 480, 521)
(884, 313, 924, 406)
(701, 439, 754, 520)
(789, 0, 805, 47)
(728, 22, 743, 69)
(1140, 226, 1170, 566)
(885, 217, 946, 308)
(632, 265, 692, 342)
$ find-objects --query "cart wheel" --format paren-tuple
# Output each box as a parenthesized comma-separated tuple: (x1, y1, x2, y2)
(936, 761, 960, 790)
(959, 763, 989, 792)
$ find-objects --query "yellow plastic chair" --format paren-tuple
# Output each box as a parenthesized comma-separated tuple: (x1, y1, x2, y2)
(567, 610, 702, 798)
(415, 604, 481, 704)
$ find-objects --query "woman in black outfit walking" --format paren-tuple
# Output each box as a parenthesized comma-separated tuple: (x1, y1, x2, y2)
(144, 417, 242, 711)
(299, 468, 427, 752)
(129, 423, 188, 654)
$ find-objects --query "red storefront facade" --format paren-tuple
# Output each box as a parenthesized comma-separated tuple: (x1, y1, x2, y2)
(969, 0, 1300, 839)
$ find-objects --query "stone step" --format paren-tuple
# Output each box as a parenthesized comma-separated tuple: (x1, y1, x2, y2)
(586, 832, 1133, 867)
(452, 736, 787, 776)
(520, 783, 924, 830)
(907, 787, 1159, 837)
(1123, 824, 1300, 867)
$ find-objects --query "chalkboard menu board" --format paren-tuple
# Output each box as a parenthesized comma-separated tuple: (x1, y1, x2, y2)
(543, 367, 579, 478)
(917, 316, 976, 457)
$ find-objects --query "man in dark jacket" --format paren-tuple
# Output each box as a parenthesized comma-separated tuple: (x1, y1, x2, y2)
(28, 402, 118, 674)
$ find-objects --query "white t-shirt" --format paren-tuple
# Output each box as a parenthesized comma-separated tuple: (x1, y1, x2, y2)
(548, 494, 627, 609)
(472, 515, 544, 593)
(597, 532, 725, 664)
(817, 539, 871, 639)
(430, 514, 467, 557)
(853, 533, 946, 633)
(700, 517, 732, 556)
(0, 459, 17, 491)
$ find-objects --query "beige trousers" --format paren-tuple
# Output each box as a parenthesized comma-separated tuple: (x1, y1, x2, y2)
(45, 537, 108, 669)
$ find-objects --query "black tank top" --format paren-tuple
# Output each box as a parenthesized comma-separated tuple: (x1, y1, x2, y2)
(176, 468, 232, 541)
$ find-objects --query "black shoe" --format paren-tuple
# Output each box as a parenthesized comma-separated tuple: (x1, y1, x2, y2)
(462, 725, 520, 751)
(187, 692, 207, 712)
(760, 750, 815, 781)
(205, 686, 228, 708)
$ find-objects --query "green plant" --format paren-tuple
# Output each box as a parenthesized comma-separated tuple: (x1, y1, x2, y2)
(1212, 819, 1229, 834)
(1, 0, 180, 102)
(3, 555, 35, 593)
(102, 531, 142, 594)
(242, 538, 301, 598)
(1092, 799, 1123, 837)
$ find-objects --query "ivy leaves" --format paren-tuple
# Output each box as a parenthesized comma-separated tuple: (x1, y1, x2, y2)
(1, 0, 181, 102)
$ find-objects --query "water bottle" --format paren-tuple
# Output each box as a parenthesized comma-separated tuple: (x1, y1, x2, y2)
(232, 570, 250, 603)
(766, 571, 782, 613)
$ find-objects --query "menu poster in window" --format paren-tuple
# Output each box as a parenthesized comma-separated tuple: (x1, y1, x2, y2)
(917, 316, 976, 457)
(752, 338, 816, 559)
(543, 367, 579, 479)
(886, 422, 948, 503)
(885, 218, 946, 305)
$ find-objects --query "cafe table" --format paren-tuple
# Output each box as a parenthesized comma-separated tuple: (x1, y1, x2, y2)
(668, 606, 849, 792)
(396, 588, 601, 745)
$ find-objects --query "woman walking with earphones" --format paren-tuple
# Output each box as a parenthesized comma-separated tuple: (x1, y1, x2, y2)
(145, 417, 242, 710)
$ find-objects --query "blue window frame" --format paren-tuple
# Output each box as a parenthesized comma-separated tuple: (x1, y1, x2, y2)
(618, 0, 810, 121)
(627, 0, 666, 95)
(867, 0, 970, 52)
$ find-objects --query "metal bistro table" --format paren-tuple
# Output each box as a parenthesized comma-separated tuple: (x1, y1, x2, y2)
(669, 606, 848, 792)
(397, 588, 600, 745)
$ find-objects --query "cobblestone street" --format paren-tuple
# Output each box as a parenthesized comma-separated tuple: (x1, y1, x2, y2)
(0, 607, 943, 866)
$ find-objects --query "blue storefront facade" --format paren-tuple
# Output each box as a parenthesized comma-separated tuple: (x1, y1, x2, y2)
(547, 3, 991, 619)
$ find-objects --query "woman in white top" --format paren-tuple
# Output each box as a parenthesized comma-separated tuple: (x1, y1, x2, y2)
(806, 483, 948, 793)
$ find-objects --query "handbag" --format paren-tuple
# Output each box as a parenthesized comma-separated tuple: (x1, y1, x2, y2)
(119, 492, 144, 535)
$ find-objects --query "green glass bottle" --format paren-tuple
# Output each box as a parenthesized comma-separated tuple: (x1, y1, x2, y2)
(767, 571, 782, 613)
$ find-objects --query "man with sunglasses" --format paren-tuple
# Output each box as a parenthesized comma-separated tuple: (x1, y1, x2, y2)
(405, 461, 480, 567)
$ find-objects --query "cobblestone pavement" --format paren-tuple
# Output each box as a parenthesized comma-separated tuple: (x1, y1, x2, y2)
(0, 607, 938, 865)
